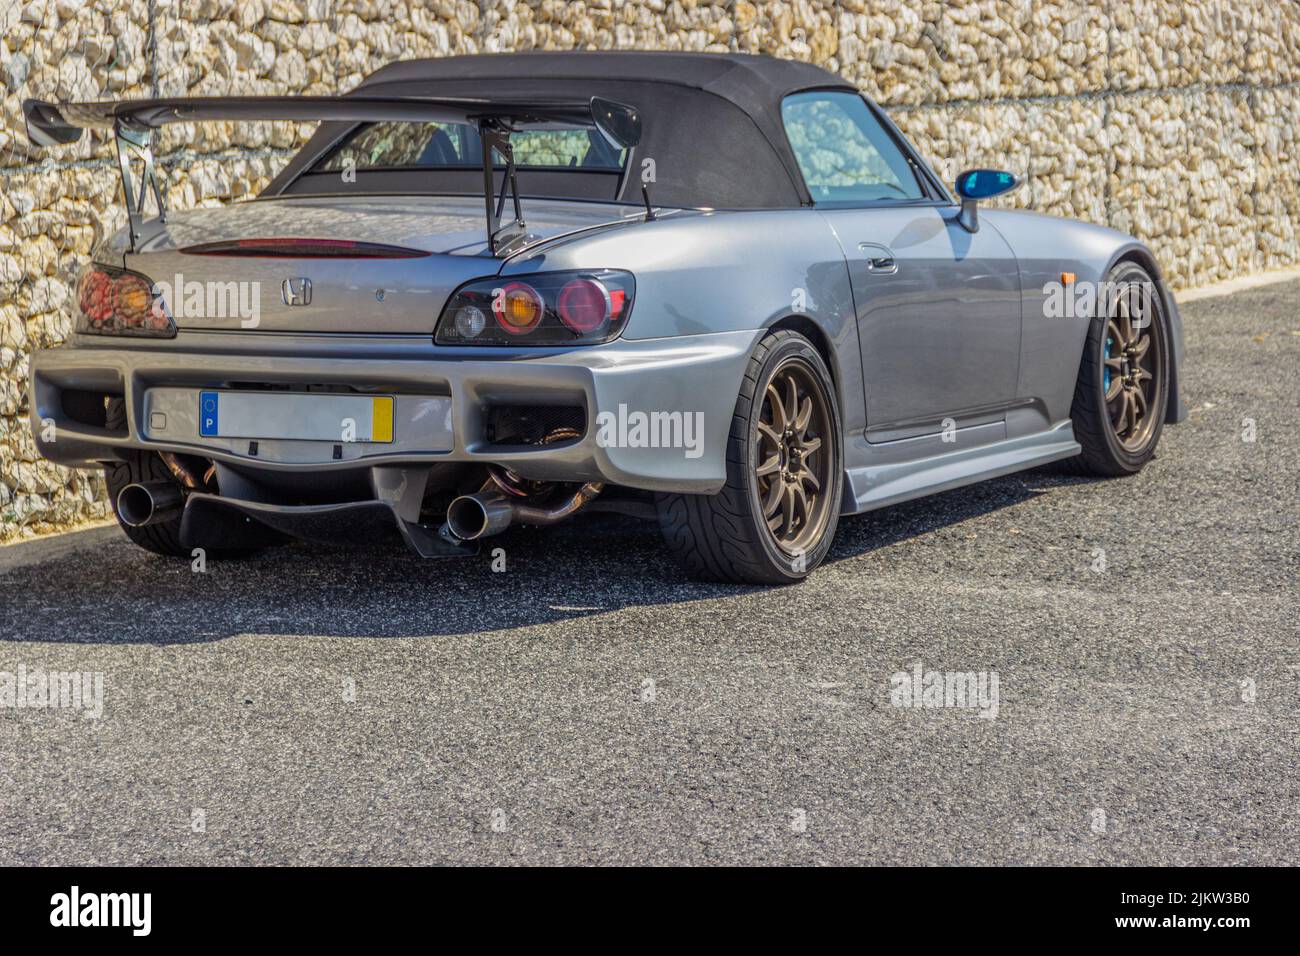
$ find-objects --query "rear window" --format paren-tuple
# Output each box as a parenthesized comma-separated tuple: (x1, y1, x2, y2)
(315, 122, 627, 172)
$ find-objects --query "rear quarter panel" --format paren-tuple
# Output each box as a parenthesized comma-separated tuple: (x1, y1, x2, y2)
(503, 209, 866, 438)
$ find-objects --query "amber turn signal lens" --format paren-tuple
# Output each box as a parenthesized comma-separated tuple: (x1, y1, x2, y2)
(115, 277, 152, 321)
(494, 281, 544, 334)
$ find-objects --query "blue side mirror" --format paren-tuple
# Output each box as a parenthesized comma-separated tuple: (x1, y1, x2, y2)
(954, 168, 1022, 233)
(956, 169, 1020, 200)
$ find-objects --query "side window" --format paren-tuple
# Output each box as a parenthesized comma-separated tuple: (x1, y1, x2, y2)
(781, 91, 925, 204)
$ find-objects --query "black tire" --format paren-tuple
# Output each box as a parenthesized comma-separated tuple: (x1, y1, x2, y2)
(103, 399, 192, 557)
(1060, 261, 1170, 477)
(655, 330, 843, 584)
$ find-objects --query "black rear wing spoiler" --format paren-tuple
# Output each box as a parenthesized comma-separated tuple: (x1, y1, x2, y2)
(23, 94, 643, 255)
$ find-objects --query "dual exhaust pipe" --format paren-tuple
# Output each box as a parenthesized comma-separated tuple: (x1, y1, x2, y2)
(115, 481, 184, 528)
(117, 479, 605, 539)
(445, 482, 604, 541)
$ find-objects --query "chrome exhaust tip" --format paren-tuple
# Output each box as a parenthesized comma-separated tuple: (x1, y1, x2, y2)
(116, 481, 184, 528)
(445, 492, 514, 541)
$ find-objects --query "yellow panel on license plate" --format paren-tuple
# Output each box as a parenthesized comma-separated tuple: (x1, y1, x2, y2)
(371, 396, 394, 443)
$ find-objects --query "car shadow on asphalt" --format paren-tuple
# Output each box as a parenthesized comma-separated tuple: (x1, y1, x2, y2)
(0, 470, 1081, 645)
(828, 467, 1072, 560)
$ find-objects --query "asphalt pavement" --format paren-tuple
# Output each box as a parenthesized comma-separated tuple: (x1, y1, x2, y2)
(0, 281, 1296, 865)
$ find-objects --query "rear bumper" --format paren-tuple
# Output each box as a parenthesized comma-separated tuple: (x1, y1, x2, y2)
(29, 329, 760, 494)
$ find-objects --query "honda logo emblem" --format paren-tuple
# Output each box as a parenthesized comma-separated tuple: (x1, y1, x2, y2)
(281, 277, 312, 306)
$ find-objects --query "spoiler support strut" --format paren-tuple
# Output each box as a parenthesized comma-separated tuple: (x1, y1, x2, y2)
(479, 126, 527, 256)
(113, 124, 167, 252)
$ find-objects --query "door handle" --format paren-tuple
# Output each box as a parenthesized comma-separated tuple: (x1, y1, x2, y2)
(858, 242, 898, 275)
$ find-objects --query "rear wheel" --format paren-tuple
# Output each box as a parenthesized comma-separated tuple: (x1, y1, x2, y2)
(656, 330, 843, 584)
(1061, 262, 1170, 476)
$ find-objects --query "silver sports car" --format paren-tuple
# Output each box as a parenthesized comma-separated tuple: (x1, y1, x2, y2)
(24, 52, 1185, 584)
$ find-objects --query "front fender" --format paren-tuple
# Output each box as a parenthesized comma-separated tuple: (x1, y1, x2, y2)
(983, 209, 1185, 425)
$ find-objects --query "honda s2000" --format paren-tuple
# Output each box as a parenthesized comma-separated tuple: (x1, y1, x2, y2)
(24, 52, 1185, 583)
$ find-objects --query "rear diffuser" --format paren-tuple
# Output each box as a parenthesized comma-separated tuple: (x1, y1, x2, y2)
(179, 493, 477, 557)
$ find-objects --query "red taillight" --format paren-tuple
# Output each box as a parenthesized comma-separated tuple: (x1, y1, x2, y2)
(181, 238, 429, 258)
(435, 270, 634, 346)
(493, 282, 545, 335)
(75, 265, 173, 337)
(609, 288, 627, 318)
(77, 269, 113, 324)
(557, 278, 611, 333)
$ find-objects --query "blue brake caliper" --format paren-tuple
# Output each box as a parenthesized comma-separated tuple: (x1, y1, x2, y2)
(1103, 336, 1113, 391)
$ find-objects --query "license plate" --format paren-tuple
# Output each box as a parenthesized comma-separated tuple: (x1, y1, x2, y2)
(198, 391, 394, 443)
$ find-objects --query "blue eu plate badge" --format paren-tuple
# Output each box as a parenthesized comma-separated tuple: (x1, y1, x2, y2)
(199, 391, 219, 436)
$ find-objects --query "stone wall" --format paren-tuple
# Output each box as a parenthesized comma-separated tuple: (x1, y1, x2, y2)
(1, 0, 1297, 540)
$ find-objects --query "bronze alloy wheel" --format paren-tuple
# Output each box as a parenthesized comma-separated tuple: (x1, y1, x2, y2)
(1102, 279, 1165, 453)
(1060, 261, 1169, 478)
(655, 329, 842, 584)
(753, 357, 835, 555)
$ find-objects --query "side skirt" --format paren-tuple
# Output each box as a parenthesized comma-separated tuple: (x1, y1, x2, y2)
(840, 421, 1081, 515)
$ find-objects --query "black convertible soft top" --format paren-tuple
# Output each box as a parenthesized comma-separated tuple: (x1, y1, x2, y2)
(271, 52, 858, 210)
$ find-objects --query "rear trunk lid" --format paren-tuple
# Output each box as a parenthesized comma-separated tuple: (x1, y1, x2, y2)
(121, 195, 647, 334)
